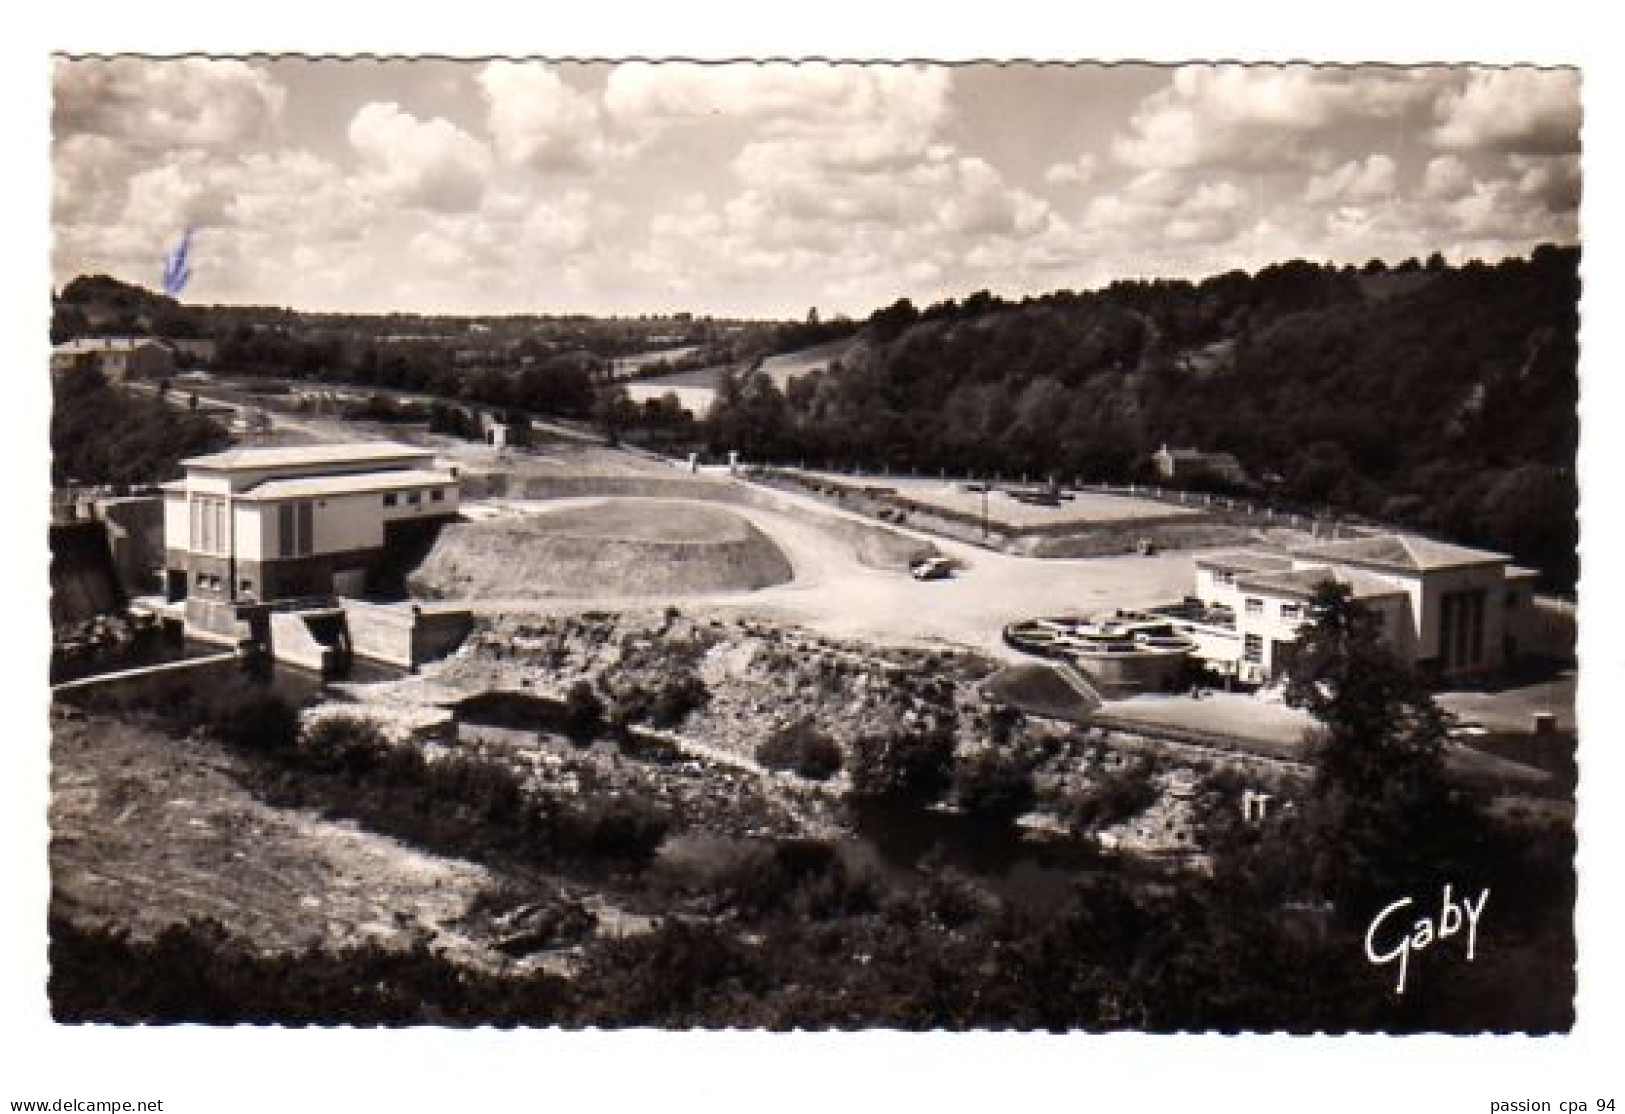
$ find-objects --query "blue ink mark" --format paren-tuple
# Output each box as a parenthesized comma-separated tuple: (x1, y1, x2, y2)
(162, 228, 194, 296)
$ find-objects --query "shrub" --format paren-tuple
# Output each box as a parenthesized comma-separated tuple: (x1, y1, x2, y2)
(564, 679, 606, 744)
(299, 714, 390, 774)
(848, 726, 955, 803)
(649, 670, 710, 729)
(757, 720, 844, 781)
(554, 796, 671, 861)
(952, 747, 1037, 823)
(1064, 756, 1159, 832)
(200, 682, 300, 753)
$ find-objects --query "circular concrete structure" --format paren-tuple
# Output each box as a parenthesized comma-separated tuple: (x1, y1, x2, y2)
(1004, 615, 1196, 692)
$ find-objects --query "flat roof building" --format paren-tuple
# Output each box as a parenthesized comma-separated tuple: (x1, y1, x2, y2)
(1185, 533, 1540, 684)
(163, 441, 460, 607)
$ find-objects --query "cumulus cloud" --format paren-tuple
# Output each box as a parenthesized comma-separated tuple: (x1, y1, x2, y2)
(1421, 154, 1473, 200)
(50, 59, 1582, 315)
(1082, 171, 1255, 250)
(1112, 65, 1434, 172)
(1305, 153, 1397, 204)
(605, 62, 950, 140)
(1510, 153, 1582, 212)
(1431, 68, 1581, 155)
(477, 62, 607, 172)
(348, 102, 492, 213)
(1044, 153, 1099, 187)
(53, 57, 286, 152)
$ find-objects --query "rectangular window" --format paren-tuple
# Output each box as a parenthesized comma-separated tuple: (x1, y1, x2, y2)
(430, 488, 444, 502)
(1215, 570, 1234, 586)
(296, 500, 314, 556)
(278, 502, 295, 558)
(1280, 602, 1301, 620)
(1245, 598, 1264, 615)
(190, 495, 229, 555)
(407, 491, 422, 505)
(383, 493, 398, 507)
(1244, 634, 1263, 663)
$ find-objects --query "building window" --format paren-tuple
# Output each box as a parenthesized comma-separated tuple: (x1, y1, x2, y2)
(1244, 634, 1263, 663)
(430, 488, 444, 502)
(1280, 602, 1301, 620)
(383, 493, 398, 507)
(408, 491, 422, 505)
(189, 494, 228, 555)
(1214, 570, 1234, 586)
(1439, 588, 1487, 669)
(1245, 598, 1264, 615)
(278, 500, 314, 558)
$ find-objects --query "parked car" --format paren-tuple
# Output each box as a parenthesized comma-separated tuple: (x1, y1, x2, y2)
(910, 556, 954, 581)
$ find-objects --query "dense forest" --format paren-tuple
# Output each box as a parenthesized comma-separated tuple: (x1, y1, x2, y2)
(707, 247, 1580, 590)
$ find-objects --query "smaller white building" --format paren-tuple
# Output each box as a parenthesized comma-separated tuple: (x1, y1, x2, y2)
(1184, 533, 1539, 683)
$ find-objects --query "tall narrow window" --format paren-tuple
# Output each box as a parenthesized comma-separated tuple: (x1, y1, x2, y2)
(278, 502, 295, 558)
(296, 500, 314, 556)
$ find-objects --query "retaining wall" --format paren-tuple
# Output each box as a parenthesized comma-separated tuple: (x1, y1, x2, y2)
(341, 599, 473, 669)
(269, 611, 335, 673)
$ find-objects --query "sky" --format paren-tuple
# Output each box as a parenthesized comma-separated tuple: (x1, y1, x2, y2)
(52, 59, 1583, 319)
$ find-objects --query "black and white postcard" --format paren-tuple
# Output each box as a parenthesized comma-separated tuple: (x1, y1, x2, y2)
(8, 8, 1620, 1113)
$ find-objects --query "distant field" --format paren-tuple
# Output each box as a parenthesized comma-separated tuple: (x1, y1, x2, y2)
(610, 345, 700, 374)
(630, 336, 858, 393)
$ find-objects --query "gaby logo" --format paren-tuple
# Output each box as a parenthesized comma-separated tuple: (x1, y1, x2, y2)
(161, 228, 193, 297)
(1365, 883, 1490, 995)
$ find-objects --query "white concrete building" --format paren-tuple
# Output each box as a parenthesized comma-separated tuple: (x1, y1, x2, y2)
(1184, 534, 1539, 683)
(163, 442, 459, 605)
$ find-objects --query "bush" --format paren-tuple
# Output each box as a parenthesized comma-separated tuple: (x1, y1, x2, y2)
(564, 679, 606, 744)
(757, 720, 844, 781)
(649, 670, 710, 729)
(200, 683, 300, 753)
(554, 796, 671, 861)
(848, 726, 955, 803)
(952, 747, 1037, 823)
(1065, 756, 1159, 832)
(299, 714, 390, 774)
